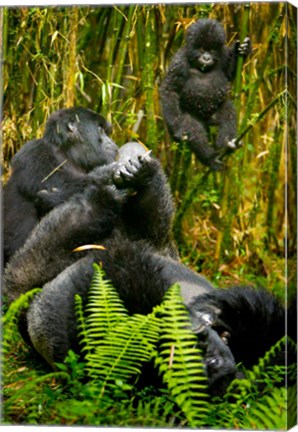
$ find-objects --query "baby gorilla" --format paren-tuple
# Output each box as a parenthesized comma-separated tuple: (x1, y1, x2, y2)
(160, 19, 251, 170)
(4, 150, 285, 396)
(3, 107, 118, 262)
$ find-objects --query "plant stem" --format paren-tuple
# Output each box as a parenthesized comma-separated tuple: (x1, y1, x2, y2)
(143, 6, 158, 151)
(65, 7, 79, 107)
(234, 3, 250, 118)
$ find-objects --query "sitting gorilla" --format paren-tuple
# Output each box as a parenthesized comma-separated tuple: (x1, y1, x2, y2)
(4, 151, 285, 396)
(3, 107, 119, 262)
(160, 19, 251, 170)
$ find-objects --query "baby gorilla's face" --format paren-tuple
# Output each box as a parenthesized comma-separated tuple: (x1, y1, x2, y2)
(188, 45, 221, 72)
(197, 49, 216, 71)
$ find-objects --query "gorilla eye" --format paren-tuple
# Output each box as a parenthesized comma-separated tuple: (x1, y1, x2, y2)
(220, 331, 231, 345)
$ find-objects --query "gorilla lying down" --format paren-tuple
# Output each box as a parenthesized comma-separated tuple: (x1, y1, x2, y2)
(4, 149, 285, 396)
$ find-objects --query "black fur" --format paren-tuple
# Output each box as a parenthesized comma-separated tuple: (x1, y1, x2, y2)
(160, 19, 251, 170)
(3, 107, 118, 262)
(3, 151, 177, 306)
(3, 152, 285, 395)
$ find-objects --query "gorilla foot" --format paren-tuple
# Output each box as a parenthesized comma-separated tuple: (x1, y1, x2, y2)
(226, 138, 243, 150)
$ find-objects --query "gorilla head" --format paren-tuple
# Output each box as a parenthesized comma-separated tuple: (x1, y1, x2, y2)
(186, 19, 227, 71)
(43, 107, 118, 170)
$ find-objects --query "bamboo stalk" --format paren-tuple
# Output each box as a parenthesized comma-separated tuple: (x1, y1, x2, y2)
(0, 8, 5, 117)
(33, 11, 48, 127)
(64, 7, 79, 107)
(240, 5, 285, 133)
(214, 5, 251, 265)
(113, 6, 134, 104)
(234, 3, 250, 118)
(143, 6, 158, 151)
(174, 168, 212, 244)
(101, 8, 122, 117)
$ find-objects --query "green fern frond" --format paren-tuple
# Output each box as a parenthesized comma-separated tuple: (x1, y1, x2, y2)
(2, 288, 42, 354)
(86, 312, 160, 387)
(244, 387, 287, 430)
(84, 263, 128, 345)
(155, 284, 209, 428)
(245, 336, 293, 392)
(287, 384, 298, 429)
(251, 336, 287, 376)
(75, 294, 93, 357)
(76, 264, 160, 396)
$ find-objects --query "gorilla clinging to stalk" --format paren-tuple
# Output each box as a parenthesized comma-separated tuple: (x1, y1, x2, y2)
(160, 19, 251, 170)
(4, 146, 285, 396)
(3, 107, 119, 262)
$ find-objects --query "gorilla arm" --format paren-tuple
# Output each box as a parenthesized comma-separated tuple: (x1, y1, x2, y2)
(114, 153, 177, 255)
(3, 170, 125, 304)
(159, 48, 190, 140)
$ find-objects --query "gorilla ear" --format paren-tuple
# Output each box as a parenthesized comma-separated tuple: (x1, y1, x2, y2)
(67, 122, 78, 134)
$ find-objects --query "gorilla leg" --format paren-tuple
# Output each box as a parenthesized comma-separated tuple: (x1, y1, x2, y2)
(3, 174, 126, 304)
(214, 100, 237, 151)
(26, 235, 235, 394)
(177, 115, 222, 171)
(27, 255, 95, 367)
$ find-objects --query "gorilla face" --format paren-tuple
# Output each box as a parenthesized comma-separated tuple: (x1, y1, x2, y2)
(44, 107, 119, 171)
(66, 122, 119, 170)
(191, 311, 236, 395)
(196, 49, 220, 72)
(187, 42, 223, 72)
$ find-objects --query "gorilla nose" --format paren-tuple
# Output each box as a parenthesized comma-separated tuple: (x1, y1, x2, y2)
(202, 53, 212, 64)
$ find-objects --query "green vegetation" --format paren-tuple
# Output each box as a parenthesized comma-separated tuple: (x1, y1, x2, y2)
(1, 3, 297, 427)
(2, 266, 295, 427)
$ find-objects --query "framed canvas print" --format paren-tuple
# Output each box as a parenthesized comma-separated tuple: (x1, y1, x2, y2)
(1, 1, 297, 429)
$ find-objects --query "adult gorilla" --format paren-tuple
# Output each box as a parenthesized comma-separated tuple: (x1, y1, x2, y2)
(3, 107, 118, 262)
(3, 151, 285, 396)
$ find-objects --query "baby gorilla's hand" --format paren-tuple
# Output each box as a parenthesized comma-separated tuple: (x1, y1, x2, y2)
(113, 151, 154, 189)
(237, 37, 251, 57)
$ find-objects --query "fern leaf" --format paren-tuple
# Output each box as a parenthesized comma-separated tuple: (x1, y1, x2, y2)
(244, 387, 287, 430)
(86, 312, 160, 388)
(77, 264, 160, 395)
(155, 284, 209, 428)
(251, 336, 287, 377)
(84, 263, 128, 345)
(75, 294, 93, 357)
(2, 288, 42, 354)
